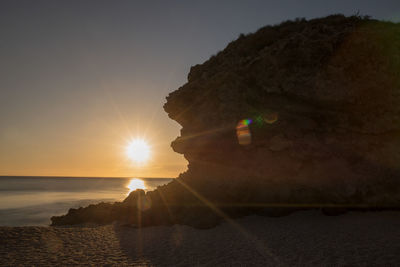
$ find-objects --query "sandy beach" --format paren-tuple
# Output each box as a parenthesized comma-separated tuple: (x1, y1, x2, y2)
(1, 211, 399, 266)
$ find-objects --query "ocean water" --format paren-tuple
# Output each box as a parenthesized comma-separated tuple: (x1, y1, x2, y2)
(0, 176, 172, 226)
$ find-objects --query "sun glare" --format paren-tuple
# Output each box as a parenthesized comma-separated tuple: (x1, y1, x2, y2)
(127, 178, 146, 192)
(126, 139, 151, 163)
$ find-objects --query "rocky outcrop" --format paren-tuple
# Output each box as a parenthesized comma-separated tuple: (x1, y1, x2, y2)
(51, 15, 400, 227)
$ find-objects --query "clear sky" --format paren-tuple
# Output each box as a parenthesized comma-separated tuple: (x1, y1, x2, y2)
(1, 0, 399, 178)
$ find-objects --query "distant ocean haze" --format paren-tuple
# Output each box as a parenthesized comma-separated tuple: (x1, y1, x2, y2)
(0, 176, 172, 226)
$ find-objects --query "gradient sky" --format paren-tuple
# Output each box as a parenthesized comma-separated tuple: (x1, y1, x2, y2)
(1, 0, 399, 178)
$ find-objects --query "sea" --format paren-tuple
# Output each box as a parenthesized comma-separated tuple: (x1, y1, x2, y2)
(0, 176, 172, 226)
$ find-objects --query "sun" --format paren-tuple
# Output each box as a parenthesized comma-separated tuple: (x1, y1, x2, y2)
(126, 139, 151, 163)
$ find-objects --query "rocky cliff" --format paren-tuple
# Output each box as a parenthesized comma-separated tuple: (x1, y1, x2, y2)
(52, 15, 400, 228)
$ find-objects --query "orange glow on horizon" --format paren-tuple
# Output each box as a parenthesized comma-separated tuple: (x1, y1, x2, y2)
(0, 107, 188, 178)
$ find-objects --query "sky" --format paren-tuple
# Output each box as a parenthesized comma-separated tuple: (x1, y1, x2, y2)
(1, 0, 399, 178)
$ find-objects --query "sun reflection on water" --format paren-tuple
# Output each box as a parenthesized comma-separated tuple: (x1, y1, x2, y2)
(126, 178, 146, 193)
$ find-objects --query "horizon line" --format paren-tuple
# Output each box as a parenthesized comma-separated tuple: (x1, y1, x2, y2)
(0, 175, 175, 179)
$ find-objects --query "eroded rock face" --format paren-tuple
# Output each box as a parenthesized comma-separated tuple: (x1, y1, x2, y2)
(163, 15, 400, 208)
(51, 15, 400, 227)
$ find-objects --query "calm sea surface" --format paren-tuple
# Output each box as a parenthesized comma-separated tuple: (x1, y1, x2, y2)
(0, 176, 172, 226)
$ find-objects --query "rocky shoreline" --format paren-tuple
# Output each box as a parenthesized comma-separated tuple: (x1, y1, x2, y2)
(52, 14, 400, 228)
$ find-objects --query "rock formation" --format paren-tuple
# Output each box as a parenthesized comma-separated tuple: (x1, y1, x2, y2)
(51, 15, 400, 228)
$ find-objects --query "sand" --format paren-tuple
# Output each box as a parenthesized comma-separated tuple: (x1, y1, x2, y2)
(0, 211, 399, 266)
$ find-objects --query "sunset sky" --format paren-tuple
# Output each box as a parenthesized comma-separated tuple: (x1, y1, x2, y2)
(1, 0, 399, 178)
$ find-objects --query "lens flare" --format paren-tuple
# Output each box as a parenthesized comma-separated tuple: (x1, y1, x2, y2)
(264, 112, 278, 124)
(236, 119, 252, 145)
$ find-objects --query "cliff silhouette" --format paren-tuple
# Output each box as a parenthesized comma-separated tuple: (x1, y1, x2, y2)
(52, 14, 400, 228)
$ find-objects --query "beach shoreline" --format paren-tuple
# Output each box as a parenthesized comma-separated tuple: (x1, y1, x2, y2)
(1, 210, 399, 266)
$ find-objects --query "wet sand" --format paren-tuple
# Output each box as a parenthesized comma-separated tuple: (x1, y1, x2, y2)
(0, 211, 399, 266)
